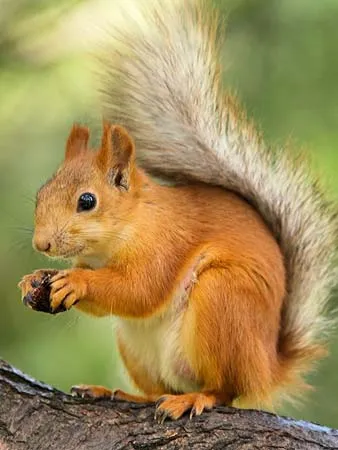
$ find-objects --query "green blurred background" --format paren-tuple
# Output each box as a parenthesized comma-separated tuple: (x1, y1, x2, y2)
(1, 0, 337, 427)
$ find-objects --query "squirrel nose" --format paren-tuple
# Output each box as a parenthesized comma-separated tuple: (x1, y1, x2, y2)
(33, 236, 52, 253)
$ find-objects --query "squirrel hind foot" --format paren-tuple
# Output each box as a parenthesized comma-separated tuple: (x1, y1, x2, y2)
(70, 384, 113, 400)
(154, 392, 226, 423)
(70, 385, 157, 404)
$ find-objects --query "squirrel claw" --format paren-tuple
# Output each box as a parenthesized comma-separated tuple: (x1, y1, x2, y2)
(155, 395, 166, 409)
(189, 406, 197, 420)
(154, 396, 178, 423)
(154, 406, 172, 424)
(22, 292, 34, 309)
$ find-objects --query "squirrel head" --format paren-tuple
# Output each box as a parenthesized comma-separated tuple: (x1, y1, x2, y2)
(33, 122, 140, 260)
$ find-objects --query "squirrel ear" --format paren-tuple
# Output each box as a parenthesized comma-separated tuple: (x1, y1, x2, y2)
(65, 124, 90, 160)
(97, 122, 135, 190)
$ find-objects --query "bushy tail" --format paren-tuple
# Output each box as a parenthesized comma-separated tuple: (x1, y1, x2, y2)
(100, 0, 337, 394)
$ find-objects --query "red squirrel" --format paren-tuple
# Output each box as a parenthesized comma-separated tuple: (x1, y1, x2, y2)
(19, 0, 337, 422)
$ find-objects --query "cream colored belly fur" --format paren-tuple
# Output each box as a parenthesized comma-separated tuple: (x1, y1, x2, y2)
(78, 254, 201, 393)
(116, 305, 201, 394)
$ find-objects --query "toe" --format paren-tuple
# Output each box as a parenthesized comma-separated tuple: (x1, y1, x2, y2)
(23, 292, 35, 309)
(71, 384, 113, 399)
(63, 293, 78, 310)
(71, 385, 92, 398)
(154, 406, 172, 424)
(51, 291, 67, 311)
(51, 271, 68, 284)
(155, 395, 190, 421)
(50, 279, 68, 294)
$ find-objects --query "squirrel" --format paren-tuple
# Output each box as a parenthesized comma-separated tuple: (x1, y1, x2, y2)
(19, 0, 337, 422)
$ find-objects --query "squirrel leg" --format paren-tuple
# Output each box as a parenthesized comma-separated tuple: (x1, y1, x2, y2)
(181, 266, 282, 410)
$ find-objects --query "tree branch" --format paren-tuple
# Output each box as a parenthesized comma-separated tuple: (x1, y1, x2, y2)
(0, 359, 337, 450)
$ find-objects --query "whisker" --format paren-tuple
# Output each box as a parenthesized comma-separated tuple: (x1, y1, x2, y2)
(21, 193, 36, 206)
(5, 240, 34, 258)
(82, 233, 125, 242)
(57, 216, 74, 236)
(11, 226, 34, 235)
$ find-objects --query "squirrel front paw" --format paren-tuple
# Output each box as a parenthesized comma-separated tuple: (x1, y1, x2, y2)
(18, 269, 61, 314)
(50, 269, 87, 312)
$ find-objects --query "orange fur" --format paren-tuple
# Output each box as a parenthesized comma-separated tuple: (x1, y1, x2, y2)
(25, 123, 291, 420)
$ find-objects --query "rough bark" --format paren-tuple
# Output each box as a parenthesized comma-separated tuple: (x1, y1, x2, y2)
(0, 359, 337, 450)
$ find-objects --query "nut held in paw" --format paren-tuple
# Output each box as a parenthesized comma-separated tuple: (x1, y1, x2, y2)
(20, 270, 66, 314)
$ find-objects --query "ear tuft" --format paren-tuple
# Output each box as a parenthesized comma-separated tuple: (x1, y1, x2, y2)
(111, 125, 134, 166)
(97, 122, 135, 190)
(65, 124, 90, 160)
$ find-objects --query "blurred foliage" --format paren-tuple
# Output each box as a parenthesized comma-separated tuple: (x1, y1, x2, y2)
(0, 0, 337, 428)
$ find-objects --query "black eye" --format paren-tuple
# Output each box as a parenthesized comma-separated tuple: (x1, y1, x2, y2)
(77, 193, 97, 212)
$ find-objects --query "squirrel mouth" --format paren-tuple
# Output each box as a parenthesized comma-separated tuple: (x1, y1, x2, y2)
(55, 247, 85, 260)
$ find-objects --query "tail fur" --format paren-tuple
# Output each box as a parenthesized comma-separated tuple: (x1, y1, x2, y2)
(99, 0, 337, 399)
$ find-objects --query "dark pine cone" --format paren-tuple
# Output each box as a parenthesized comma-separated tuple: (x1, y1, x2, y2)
(23, 270, 66, 314)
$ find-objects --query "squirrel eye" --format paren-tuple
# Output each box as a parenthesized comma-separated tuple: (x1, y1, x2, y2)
(77, 193, 97, 212)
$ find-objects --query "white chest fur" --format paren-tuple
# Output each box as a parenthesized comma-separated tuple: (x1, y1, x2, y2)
(116, 304, 200, 394)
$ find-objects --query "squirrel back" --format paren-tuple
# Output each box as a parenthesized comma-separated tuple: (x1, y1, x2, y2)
(100, 0, 337, 398)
